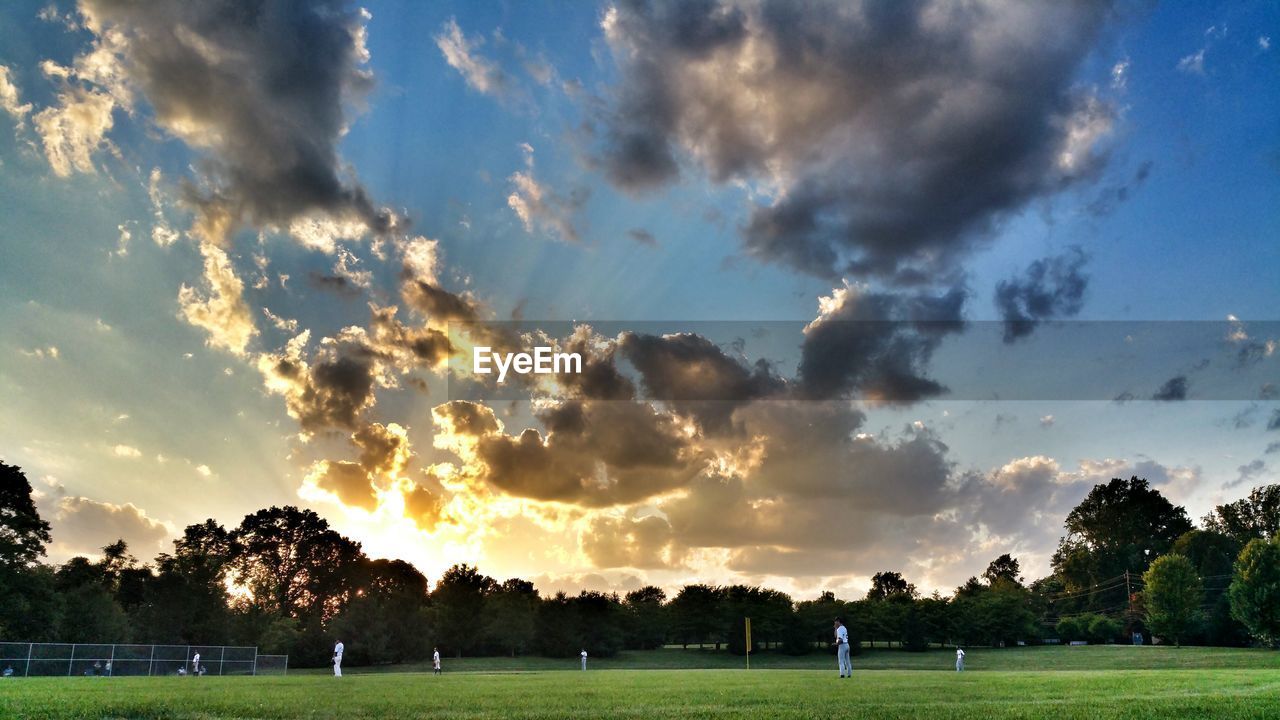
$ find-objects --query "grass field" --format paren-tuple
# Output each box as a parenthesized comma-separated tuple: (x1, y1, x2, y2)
(313, 644, 1280, 674)
(3, 647, 1279, 719)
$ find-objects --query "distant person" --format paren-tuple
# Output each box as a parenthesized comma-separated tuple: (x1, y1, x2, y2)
(580, 649, 587, 671)
(104, 661, 112, 677)
(834, 618, 852, 678)
(191, 653, 200, 677)
(955, 647, 965, 672)
(433, 647, 441, 675)
(177, 666, 187, 676)
(333, 640, 344, 677)
(2, 665, 13, 677)
(93, 661, 102, 677)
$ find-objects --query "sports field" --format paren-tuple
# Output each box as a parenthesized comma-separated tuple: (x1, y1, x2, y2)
(2, 648, 1278, 719)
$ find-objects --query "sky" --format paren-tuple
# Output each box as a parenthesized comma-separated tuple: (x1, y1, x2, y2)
(0, 0, 1277, 600)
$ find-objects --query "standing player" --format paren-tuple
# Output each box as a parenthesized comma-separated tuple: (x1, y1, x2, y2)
(333, 639, 344, 677)
(834, 619, 852, 678)
(955, 647, 965, 672)
(433, 647, 441, 675)
(580, 649, 587, 671)
(191, 652, 200, 677)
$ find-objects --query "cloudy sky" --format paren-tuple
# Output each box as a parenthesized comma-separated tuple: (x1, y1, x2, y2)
(0, 0, 1277, 599)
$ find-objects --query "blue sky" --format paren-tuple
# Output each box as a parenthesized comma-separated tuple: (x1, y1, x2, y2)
(0, 0, 1276, 597)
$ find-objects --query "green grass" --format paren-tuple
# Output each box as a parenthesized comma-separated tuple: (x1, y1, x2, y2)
(4, 667, 1280, 719)
(303, 644, 1280, 674)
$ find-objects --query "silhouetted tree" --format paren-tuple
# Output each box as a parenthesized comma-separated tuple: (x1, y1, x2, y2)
(0, 461, 52, 569)
(432, 563, 495, 658)
(484, 578, 538, 657)
(669, 584, 725, 649)
(867, 571, 916, 601)
(983, 554, 1023, 586)
(230, 506, 365, 620)
(1205, 485, 1280, 545)
(623, 586, 667, 650)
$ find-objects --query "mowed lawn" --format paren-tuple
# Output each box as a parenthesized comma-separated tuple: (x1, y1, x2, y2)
(4, 648, 1280, 720)
(319, 644, 1280, 675)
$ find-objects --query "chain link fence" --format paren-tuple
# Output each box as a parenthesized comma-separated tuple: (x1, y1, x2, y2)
(0, 643, 288, 677)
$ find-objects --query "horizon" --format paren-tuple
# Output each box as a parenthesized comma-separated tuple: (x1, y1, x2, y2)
(1, 0, 1278, 603)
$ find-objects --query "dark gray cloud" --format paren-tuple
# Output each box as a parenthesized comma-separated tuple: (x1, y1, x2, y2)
(798, 284, 965, 402)
(1086, 160, 1153, 216)
(308, 272, 362, 298)
(436, 398, 707, 507)
(995, 247, 1090, 342)
(1152, 375, 1188, 401)
(626, 228, 657, 246)
(84, 0, 395, 243)
(595, 0, 1116, 280)
(261, 341, 378, 434)
(1226, 459, 1267, 489)
(618, 332, 785, 432)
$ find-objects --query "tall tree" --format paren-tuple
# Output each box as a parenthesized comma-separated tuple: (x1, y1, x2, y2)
(1205, 485, 1280, 545)
(230, 506, 365, 620)
(1228, 537, 1280, 647)
(867, 571, 917, 601)
(622, 586, 667, 650)
(983, 554, 1023, 587)
(1171, 529, 1246, 647)
(0, 461, 52, 569)
(0, 462, 59, 639)
(1143, 554, 1202, 647)
(432, 563, 495, 657)
(333, 558, 431, 664)
(1052, 477, 1193, 608)
(483, 578, 539, 657)
(668, 584, 725, 649)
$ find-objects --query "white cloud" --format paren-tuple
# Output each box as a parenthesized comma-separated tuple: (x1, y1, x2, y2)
(47, 496, 173, 561)
(177, 241, 259, 357)
(33, 86, 116, 176)
(19, 345, 60, 360)
(1110, 58, 1130, 91)
(1177, 48, 1206, 75)
(0, 65, 33, 126)
(506, 144, 586, 242)
(112, 444, 142, 458)
(435, 18, 508, 97)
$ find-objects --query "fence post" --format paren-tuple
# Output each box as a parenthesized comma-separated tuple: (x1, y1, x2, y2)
(68, 643, 76, 677)
(25, 642, 32, 678)
(109, 644, 116, 677)
(252, 646, 258, 676)
(148, 645, 155, 677)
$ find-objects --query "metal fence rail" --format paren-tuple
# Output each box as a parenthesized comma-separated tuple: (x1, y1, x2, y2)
(0, 643, 287, 677)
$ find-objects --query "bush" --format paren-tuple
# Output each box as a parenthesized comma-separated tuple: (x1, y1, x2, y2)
(1086, 615, 1122, 644)
(1056, 616, 1084, 642)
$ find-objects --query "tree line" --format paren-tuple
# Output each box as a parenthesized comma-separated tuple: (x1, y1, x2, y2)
(2, 462, 1279, 667)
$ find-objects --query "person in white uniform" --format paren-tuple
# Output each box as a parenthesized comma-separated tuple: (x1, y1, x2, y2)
(955, 647, 965, 672)
(191, 652, 200, 677)
(834, 619, 852, 678)
(580, 649, 587, 671)
(333, 640, 344, 677)
(433, 647, 441, 675)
